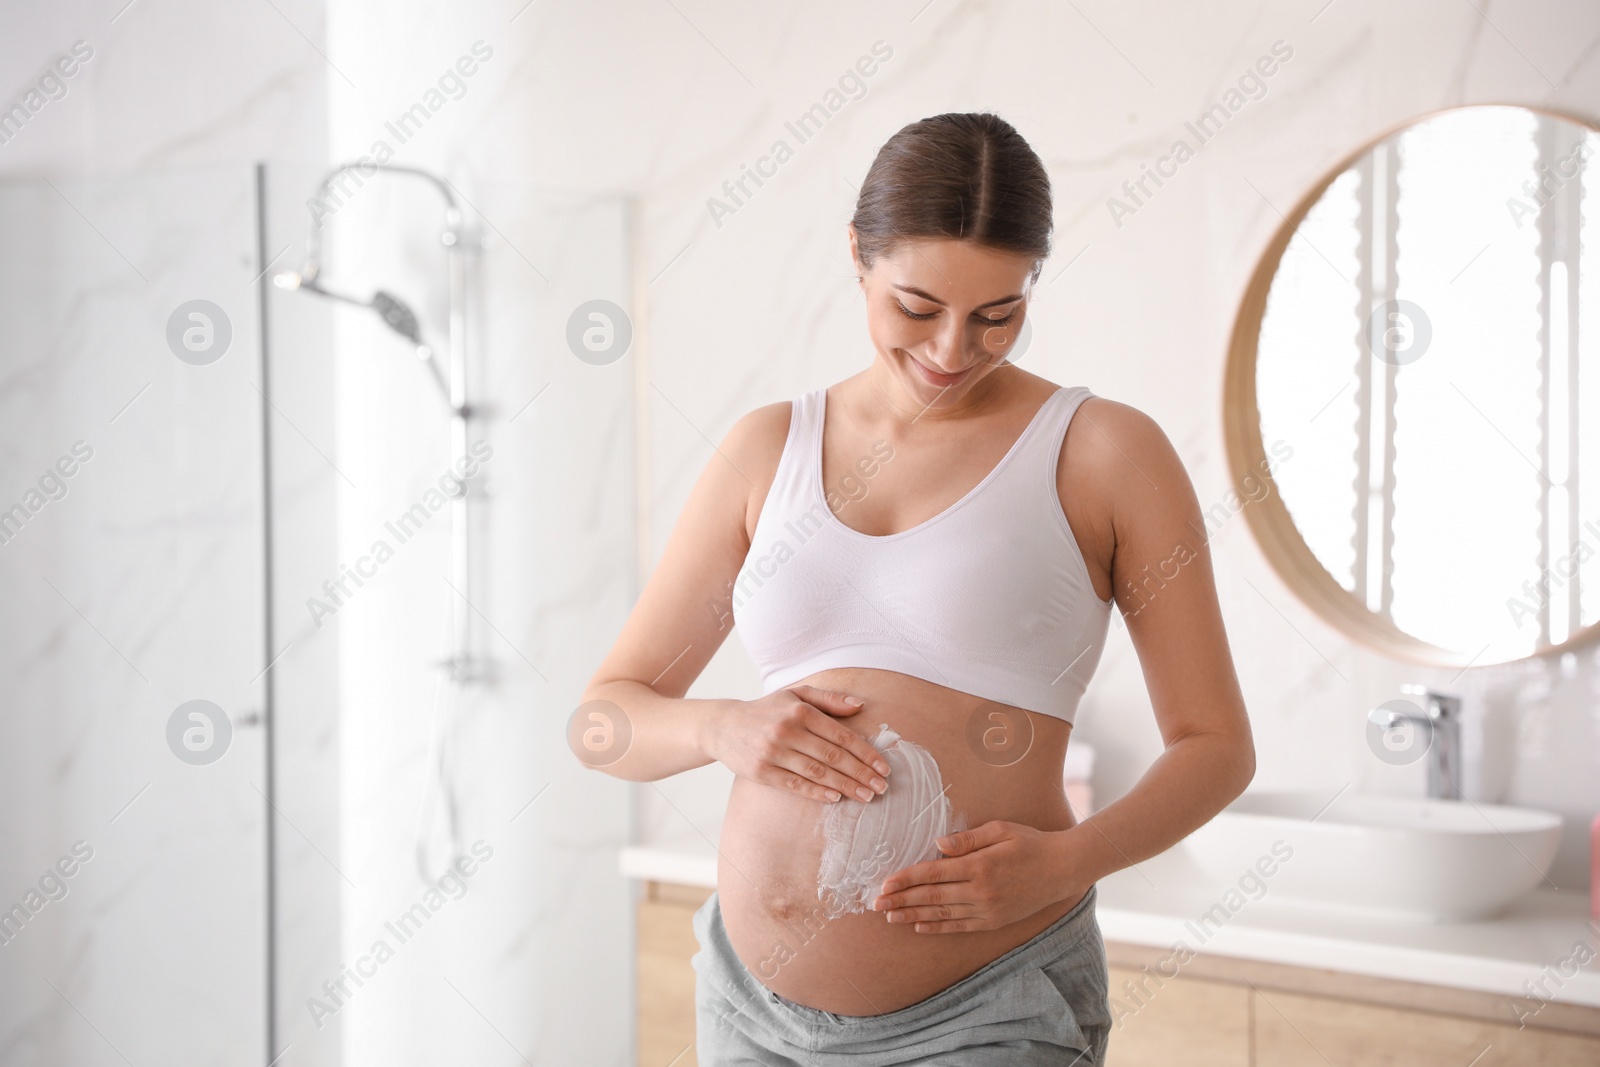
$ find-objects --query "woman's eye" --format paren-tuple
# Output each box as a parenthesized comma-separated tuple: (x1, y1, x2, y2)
(894, 300, 938, 321)
(894, 300, 1020, 326)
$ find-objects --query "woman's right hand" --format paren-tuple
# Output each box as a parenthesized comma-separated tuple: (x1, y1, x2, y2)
(705, 685, 892, 804)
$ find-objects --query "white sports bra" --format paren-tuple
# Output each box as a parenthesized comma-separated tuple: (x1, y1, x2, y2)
(731, 384, 1114, 724)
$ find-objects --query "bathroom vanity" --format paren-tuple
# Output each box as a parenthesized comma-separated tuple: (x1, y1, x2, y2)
(621, 842, 1600, 1066)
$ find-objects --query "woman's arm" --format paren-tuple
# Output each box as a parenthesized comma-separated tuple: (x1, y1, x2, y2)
(1044, 397, 1256, 886)
(575, 405, 763, 782)
(874, 398, 1256, 931)
(577, 403, 891, 800)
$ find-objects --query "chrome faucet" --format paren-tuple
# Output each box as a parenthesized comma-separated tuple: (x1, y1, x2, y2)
(1383, 685, 1463, 800)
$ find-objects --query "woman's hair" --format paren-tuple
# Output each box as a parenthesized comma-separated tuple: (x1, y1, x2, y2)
(850, 112, 1053, 281)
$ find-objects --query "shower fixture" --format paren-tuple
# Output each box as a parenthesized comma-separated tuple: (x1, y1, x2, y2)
(275, 162, 486, 884)
(274, 272, 449, 402)
(274, 161, 483, 682)
(273, 164, 464, 414)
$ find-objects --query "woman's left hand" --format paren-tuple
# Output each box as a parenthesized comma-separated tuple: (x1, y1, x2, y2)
(871, 820, 1083, 933)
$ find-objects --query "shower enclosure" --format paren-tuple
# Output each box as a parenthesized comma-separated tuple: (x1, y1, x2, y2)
(0, 159, 638, 1067)
(0, 162, 341, 1067)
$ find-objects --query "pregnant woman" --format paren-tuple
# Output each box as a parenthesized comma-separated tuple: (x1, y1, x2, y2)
(577, 112, 1255, 1064)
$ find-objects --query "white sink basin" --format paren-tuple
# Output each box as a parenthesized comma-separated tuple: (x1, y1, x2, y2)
(1182, 789, 1563, 923)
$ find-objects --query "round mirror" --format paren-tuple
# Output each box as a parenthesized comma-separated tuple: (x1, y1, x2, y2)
(1225, 104, 1600, 667)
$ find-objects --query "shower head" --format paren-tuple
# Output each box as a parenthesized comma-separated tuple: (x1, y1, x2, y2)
(371, 290, 422, 347)
(273, 161, 468, 413)
(272, 270, 452, 407)
(273, 272, 422, 344)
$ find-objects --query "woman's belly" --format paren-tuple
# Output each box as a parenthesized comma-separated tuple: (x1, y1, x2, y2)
(716, 666, 1087, 1016)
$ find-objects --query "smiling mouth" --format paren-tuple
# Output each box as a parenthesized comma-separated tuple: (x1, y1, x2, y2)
(907, 355, 972, 387)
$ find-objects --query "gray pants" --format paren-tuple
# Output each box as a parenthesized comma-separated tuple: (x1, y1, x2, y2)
(690, 882, 1111, 1065)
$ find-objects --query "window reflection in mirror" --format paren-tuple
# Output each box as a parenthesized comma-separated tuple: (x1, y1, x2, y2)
(1253, 105, 1600, 664)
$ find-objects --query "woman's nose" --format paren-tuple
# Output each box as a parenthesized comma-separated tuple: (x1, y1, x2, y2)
(924, 319, 975, 371)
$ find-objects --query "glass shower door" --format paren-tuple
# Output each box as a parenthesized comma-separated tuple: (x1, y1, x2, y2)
(0, 164, 269, 1066)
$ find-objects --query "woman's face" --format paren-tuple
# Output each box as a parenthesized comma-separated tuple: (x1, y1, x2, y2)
(850, 229, 1036, 407)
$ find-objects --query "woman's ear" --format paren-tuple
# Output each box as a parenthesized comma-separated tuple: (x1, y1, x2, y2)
(847, 223, 865, 283)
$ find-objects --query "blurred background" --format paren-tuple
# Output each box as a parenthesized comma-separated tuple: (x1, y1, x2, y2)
(1, 1, 1598, 1065)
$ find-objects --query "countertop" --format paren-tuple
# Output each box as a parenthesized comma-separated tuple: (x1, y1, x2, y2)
(620, 838, 1600, 1008)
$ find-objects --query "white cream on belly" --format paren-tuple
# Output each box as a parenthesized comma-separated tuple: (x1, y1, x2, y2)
(815, 723, 963, 918)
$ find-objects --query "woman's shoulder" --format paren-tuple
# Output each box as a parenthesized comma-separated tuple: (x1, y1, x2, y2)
(1057, 388, 1195, 511)
(717, 398, 808, 541)
(1080, 394, 1173, 460)
(724, 397, 796, 457)
(714, 398, 804, 502)
(1044, 379, 1169, 457)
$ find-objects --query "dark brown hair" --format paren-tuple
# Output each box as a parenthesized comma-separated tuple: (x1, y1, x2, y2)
(850, 112, 1053, 281)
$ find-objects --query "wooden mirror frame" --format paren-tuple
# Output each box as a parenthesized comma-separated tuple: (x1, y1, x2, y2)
(1222, 102, 1600, 668)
